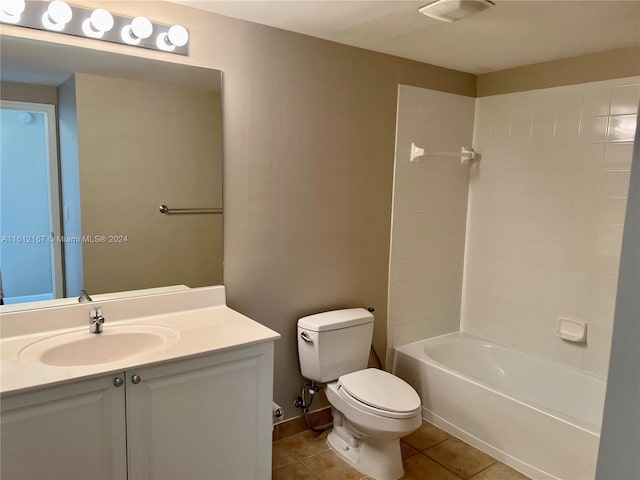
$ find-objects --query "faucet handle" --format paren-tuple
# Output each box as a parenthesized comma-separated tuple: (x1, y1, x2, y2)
(89, 307, 105, 333)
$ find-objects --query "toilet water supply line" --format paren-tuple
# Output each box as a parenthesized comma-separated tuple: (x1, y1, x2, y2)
(295, 381, 332, 433)
(295, 307, 382, 433)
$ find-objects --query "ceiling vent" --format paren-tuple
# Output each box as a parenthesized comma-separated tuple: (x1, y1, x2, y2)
(418, 0, 494, 22)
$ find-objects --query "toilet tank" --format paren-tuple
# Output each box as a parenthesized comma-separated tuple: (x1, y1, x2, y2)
(297, 308, 374, 383)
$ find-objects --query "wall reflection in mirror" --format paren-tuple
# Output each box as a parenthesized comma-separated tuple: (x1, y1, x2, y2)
(0, 36, 223, 310)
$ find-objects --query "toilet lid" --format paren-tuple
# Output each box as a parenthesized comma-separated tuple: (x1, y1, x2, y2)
(337, 369, 421, 414)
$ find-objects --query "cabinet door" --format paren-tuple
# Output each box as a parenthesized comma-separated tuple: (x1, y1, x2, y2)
(1, 374, 127, 480)
(126, 343, 274, 480)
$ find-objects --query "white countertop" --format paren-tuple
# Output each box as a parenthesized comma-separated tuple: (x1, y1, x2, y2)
(0, 287, 280, 396)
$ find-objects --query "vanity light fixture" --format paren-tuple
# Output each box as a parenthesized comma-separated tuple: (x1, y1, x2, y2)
(81, 8, 114, 39)
(0, 0, 25, 24)
(0, 1, 189, 55)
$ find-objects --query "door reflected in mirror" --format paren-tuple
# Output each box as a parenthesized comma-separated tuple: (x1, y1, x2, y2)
(0, 36, 223, 310)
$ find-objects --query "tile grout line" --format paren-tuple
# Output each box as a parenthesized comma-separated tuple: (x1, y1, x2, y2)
(275, 422, 523, 480)
(301, 458, 321, 479)
(417, 436, 450, 452)
(401, 427, 451, 453)
(417, 440, 498, 480)
(417, 449, 468, 480)
(302, 448, 331, 460)
(465, 460, 500, 480)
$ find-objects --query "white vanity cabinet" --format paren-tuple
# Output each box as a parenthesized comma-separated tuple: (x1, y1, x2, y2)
(1, 342, 274, 480)
(126, 342, 274, 479)
(1, 374, 128, 480)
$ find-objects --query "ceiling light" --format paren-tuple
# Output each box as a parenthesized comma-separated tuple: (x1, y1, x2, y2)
(82, 8, 114, 38)
(0, 0, 25, 24)
(42, 0, 72, 31)
(419, 0, 494, 22)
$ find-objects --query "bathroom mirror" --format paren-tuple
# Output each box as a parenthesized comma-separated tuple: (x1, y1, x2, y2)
(0, 35, 223, 311)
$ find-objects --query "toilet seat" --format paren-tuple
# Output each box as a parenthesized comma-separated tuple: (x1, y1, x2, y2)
(337, 369, 421, 420)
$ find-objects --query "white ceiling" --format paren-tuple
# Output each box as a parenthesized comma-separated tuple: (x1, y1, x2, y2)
(171, 0, 640, 74)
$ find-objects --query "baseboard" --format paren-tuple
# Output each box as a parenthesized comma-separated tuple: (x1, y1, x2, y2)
(272, 407, 333, 441)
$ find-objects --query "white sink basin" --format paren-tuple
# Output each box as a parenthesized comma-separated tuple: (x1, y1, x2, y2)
(19, 325, 180, 367)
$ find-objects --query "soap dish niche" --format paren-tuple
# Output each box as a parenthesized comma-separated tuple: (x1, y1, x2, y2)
(557, 317, 587, 343)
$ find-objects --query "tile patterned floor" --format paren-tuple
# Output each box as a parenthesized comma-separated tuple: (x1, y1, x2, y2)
(272, 420, 530, 480)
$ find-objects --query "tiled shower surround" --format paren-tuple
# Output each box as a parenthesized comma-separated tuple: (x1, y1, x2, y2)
(388, 86, 475, 354)
(389, 78, 638, 378)
(463, 77, 638, 377)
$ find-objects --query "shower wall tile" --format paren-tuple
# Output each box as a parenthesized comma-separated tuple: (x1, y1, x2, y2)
(604, 142, 634, 170)
(388, 85, 475, 349)
(608, 115, 638, 142)
(463, 77, 639, 378)
(610, 84, 640, 115)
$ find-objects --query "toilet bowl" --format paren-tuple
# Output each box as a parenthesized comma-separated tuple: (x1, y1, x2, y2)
(324, 369, 422, 480)
(297, 308, 422, 480)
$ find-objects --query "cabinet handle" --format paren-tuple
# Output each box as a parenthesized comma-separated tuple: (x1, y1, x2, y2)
(131, 374, 141, 385)
(113, 377, 123, 387)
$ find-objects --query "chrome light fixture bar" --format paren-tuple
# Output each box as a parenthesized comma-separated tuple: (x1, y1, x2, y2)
(0, 0, 189, 55)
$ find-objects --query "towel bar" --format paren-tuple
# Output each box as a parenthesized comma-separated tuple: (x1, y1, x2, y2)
(159, 204, 222, 215)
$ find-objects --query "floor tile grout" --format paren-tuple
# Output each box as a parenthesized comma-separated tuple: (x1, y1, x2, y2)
(416, 450, 463, 479)
(421, 446, 497, 480)
(304, 448, 330, 460)
(417, 436, 449, 453)
(274, 420, 528, 480)
(466, 460, 500, 480)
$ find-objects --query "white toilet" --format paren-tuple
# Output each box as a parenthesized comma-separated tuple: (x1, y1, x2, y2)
(297, 308, 422, 480)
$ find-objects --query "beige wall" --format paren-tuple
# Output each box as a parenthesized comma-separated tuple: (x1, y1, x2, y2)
(0, 2, 475, 419)
(74, 73, 223, 294)
(477, 47, 640, 97)
(0, 82, 58, 105)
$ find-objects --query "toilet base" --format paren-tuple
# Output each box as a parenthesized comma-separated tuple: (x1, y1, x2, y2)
(327, 423, 404, 480)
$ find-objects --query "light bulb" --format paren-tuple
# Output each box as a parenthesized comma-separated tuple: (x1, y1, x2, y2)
(131, 16, 152, 39)
(121, 25, 140, 45)
(122, 16, 153, 45)
(90, 9, 114, 32)
(156, 33, 174, 52)
(42, 0, 72, 31)
(0, 0, 25, 23)
(167, 25, 188, 47)
(157, 25, 188, 52)
(1, 0, 25, 16)
(82, 8, 114, 38)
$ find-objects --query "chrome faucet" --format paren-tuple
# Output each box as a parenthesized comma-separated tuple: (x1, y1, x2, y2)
(89, 307, 105, 334)
(78, 289, 93, 303)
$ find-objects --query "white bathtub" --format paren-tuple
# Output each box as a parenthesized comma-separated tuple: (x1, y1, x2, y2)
(393, 332, 605, 480)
